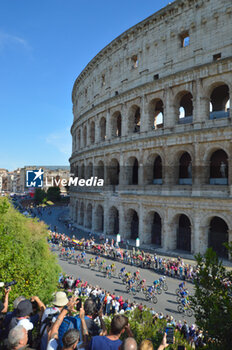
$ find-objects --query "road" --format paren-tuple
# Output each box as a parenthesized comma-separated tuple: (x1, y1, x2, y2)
(38, 205, 195, 324)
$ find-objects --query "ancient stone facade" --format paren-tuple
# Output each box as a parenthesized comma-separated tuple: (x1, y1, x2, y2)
(70, 0, 232, 258)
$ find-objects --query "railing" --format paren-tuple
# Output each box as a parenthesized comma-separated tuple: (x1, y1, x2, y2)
(210, 110, 230, 120)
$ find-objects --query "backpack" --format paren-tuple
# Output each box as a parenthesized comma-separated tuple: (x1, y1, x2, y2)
(58, 316, 82, 348)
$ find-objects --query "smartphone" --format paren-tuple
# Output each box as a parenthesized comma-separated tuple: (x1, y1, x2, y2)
(76, 299, 82, 311)
(166, 326, 174, 344)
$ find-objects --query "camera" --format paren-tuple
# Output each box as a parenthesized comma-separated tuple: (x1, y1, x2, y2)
(5, 281, 17, 289)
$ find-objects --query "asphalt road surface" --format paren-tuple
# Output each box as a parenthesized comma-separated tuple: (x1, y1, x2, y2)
(39, 206, 195, 324)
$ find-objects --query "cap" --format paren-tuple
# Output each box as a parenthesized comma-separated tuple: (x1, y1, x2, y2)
(16, 300, 33, 317)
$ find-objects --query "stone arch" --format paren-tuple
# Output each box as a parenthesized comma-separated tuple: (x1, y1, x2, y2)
(96, 160, 104, 180)
(108, 158, 120, 185)
(208, 216, 229, 259)
(86, 162, 93, 178)
(209, 149, 228, 185)
(83, 125, 87, 147)
(108, 206, 119, 235)
(100, 117, 106, 141)
(208, 82, 230, 119)
(95, 205, 104, 232)
(179, 152, 192, 185)
(111, 111, 122, 137)
(127, 156, 139, 185)
(144, 153, 163, 185)
(80, 164, 85, 179)
(86, 203, 92, 228)
(144, 210, 162, 245)
(78, 129, 81, 149)
(148, 98, 164, 130)
(128, 105, 141, 134)
(175, 214, 192, 252)
(175, 91, 193, 123)
(90, 121, 95, 144)
(125, 208, 139, 240)
(79, 201, 84, 226)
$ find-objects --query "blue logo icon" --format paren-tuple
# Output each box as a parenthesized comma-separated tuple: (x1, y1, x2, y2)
(26, 169, 44, 188)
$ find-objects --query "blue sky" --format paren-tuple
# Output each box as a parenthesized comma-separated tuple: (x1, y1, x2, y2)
(0, 0, 170, 171)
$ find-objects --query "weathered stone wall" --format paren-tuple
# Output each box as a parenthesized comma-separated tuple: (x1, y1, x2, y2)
(70, 0, 232, 257)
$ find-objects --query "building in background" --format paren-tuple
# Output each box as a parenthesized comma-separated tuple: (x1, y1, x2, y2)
(70, 0, 232, 259)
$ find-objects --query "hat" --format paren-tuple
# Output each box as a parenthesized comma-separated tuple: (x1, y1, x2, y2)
(16, 300, 33, 317)
(52, 291, 68, 307)
(0, 282, 4, 288)
(18, 319, 34, 331)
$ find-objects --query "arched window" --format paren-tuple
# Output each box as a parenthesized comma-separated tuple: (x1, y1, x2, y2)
(83, 126, 87, 147)
(151, 212, 162, 246)
(108, 206, 119, 235)
(95, 205, 104, 232)
(96, 161, 104, 180)
(108, 159, 120, 185)
(86, 203, 92, 228)
(153, 156, 162, 184)
(78, 129, 81, 149)
(179, 152, 192, 185)
(176, 214, 191, 252)
(126, 209, 139, 240)
(79, 202, 84, 226)
(111, 112, 122, 137)
(178, 92, 193, 124)
(148, 99, 164, 130)
(90, 121, 95, 144)
(209, 149, 228, 185)
(210, 84, 230, 119)
(128, 105, 140, 133)
(209, 217, 228, 258)
(100, 117, 106, 141)
(132, 158, 139, 185)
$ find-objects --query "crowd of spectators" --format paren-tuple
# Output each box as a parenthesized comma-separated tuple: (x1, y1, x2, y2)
(0, 284, 176, 350)
(49, 232, 198, 283)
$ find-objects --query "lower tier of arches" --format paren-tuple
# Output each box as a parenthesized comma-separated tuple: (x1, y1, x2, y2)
(70, 194, 232, 259)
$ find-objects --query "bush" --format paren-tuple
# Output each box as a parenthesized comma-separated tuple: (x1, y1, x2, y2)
(34, 188, 47, 204)
(47, 186, 61, 202)
(0, 197, 60, 308)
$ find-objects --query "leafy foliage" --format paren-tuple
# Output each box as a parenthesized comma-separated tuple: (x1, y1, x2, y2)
(0, 197, 60, 308)
(34, 188, 47, 204)
(190, 248, 232, 349)
(103, 309, 191, 349)
(47, 186, 61, 202)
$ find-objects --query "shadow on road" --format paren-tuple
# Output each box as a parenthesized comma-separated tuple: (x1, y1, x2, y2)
(167, 300, 178, 304)
(165, 292, 176, 296)
(165, 308, 179, 315)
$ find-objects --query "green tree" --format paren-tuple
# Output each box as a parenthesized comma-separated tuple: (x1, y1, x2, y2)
(47, 186, 61, 202)
(0, 198, 60, 308)
(190, 248, 232, 349)
(34, 188, 47, 204)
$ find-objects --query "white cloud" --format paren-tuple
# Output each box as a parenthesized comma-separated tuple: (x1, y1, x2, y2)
(0, 31, 30, 51)
(46, 128, 72, 156)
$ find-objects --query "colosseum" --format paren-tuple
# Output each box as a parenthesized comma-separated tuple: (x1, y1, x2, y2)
(69, 0, 232, 259)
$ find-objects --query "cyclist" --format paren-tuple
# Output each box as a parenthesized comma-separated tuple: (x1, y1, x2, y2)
(120, 267, 126, 275)
(179, 281, 185, 289)
(135, 270, 140, 280)
(159, 276, 166, 283)
(105, 265, 111, 278)
(111, 263, 116, 274)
